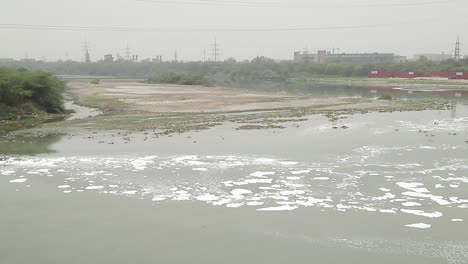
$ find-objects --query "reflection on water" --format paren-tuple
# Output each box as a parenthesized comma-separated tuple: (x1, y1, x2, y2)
(368, 86, 468, 99)
(0, 134, 62, 156)
(64, 98, 102, 121)
(229, 80, 468, 100)
(0, 97, 101, 156)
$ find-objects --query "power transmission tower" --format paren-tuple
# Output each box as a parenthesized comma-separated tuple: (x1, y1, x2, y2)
(454, 36, 461, 61)
(125, 43, 132, 61)
(212, 38, 220, 62)
(82, 40, 91, 63)
(303, 45, 309, 56)
(174, 49, 178, 62)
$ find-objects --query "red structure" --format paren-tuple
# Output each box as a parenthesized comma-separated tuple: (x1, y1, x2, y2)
(451, 72, 468, 80)
(368, 71, 394, 78)
(431, 72, 456, 78)
(368, 71, 425, 79)
(368, 71, 468, 80)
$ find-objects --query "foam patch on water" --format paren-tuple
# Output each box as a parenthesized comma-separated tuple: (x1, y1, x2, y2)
(246, 201, 264, 206)
(196, 194, 219, 202)
(396, 182, 430, 193)
(250, 171, 275, 178)
(85, 185, 105, 190)
(401, 209, 442, 218)
(379, 209, 397, 214)
(9, 178, 27, 183)
(402, 202, 421, 207)
(405, 223, 431, 229)
(291, 170, 310, 175)
(192, 168, 208, 172)
(280, 161, 298, 166)
(226, 203, 243, 208)
(257, 205, 298, 211)
(1, 152, 467, 221)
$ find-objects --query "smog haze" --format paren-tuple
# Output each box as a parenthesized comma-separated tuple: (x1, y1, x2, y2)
(1, 0, 466, 61)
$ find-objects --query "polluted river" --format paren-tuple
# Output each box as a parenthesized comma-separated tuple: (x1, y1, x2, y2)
(1, 81, 468, 264)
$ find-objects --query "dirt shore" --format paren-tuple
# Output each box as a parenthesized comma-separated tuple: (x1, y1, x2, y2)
(70, 81, 448, 114)
(45, 81, 446, 135)
(3, 80, 450, 137)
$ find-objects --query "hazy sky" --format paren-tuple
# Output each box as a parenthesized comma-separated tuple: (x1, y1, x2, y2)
(1, 0, 466, 61)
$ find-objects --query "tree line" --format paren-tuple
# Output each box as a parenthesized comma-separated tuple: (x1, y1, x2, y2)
(1, 57, 467, 85)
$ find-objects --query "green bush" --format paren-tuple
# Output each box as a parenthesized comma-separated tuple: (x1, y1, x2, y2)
(378, 94, 393, 100)
(0, 67, 65, 114)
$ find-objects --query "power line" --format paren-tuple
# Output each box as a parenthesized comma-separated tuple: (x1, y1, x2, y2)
(136, 0, 318, 8)
(0, 16, 449, 33)
(136, 0, 457, 8)
(0, 22, 404, 32)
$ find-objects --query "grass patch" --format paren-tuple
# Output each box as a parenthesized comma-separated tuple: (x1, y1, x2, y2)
(145, 72, 211, 86)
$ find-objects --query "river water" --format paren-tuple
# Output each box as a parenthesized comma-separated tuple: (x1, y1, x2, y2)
(1, 86, 468, 264)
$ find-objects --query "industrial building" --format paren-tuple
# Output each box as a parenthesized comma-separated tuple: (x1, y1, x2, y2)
(413, 53, 451, 61)
(294, 50, 406, 63)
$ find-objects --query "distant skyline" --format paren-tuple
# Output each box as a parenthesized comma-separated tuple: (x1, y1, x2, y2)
(1, 0, 467, 61)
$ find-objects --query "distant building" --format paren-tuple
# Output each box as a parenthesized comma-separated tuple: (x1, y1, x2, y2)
(152, 55, 163, 62)
(413, 53, 451, 62)
(294, 50, 405, 63)
(102, 54, 114, 63)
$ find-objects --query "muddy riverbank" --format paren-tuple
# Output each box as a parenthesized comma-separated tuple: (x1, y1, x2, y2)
(19, 81, 447, 136)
